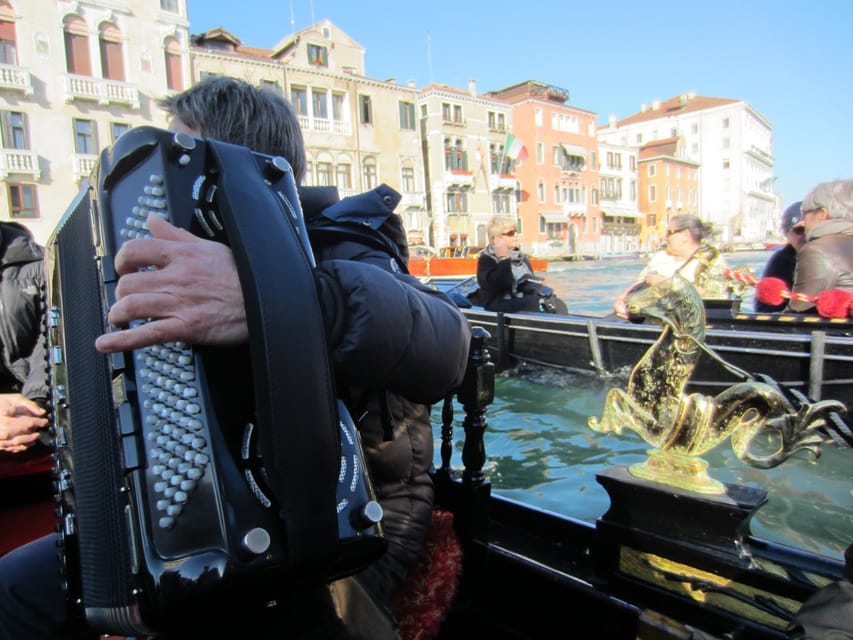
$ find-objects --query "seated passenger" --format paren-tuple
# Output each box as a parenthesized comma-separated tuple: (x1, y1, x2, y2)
(477, 215, 567, 314)
(755, 201, 805, 313)
(613, 214, 727, 319)
(787, 180, 853, 314)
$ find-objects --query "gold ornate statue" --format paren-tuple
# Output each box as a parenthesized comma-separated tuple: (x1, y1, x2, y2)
(588, 273, 846, 495)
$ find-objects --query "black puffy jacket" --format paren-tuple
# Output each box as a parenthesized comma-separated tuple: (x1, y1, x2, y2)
(302, 185, 472, 607)
(0, 222, 46, 402)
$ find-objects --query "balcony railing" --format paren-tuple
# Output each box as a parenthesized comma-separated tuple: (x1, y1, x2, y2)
(563, 203, 589, 217)
(0, 64, 33, 94)
(489, 173, 517, 191)
(0, 149, 39, 179)
(73, 154, 98, 181)
(746, 145, 774, 165)
(296, 115, 352, 136)
(64, 75, 140, 109)
(445, 169, 473, 187)
(399, 192, 425, 208)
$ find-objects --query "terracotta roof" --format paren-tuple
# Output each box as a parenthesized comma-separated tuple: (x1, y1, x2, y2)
(642, 136, 679, 149)
(191, 28, 278, 62)
(609, 94, 739, 127)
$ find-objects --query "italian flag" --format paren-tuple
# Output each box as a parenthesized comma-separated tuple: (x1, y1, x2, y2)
(504, 133, 528, 162)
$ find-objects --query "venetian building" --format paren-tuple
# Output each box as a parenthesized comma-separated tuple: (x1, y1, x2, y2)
(598, 92, 775, 246)
(597, 140, 641, 256)
(189, 19, 428, 239)
(637, 137, 700, 251)
(486, 81, 600, 260)
(0, 0, 190, 242)
(417, 81, 514, 249)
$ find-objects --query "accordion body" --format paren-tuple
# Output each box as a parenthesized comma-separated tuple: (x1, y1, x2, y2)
(47, 127, 385, 635)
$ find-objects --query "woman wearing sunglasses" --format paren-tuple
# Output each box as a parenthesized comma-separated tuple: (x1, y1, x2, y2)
(477, 215, 567, 313)
(613, 214, 724, 319)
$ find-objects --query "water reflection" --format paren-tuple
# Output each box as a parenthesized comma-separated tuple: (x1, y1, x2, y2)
(436, 251, 852, 562)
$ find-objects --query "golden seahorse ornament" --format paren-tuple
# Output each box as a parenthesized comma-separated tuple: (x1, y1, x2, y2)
(588, 273, 846, 495)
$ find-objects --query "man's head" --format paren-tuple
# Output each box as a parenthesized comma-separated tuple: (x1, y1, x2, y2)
(780, 201, 806, 248)
(158, 76, 306, 184)
(781, 201, 803, 234)
(800, 179, 853, 232)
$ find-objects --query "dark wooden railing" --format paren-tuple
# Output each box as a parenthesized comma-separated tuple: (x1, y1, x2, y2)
(432, 326, 494, 542)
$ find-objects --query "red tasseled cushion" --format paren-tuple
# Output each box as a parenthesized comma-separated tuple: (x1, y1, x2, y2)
(392, 509, 463, 640)
(817, 289, 853, 318)
(756, 277, 788, 306)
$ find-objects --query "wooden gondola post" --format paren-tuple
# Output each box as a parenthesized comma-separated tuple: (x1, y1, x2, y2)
(457, 327, 495, 486)
(432, 327, 495, 545)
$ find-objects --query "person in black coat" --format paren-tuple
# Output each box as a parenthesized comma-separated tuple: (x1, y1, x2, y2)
(755, 201, 806, 312)
(0, 221, 48, 454)
(477, 215, 566, 313)
(0, 77, 470, 640)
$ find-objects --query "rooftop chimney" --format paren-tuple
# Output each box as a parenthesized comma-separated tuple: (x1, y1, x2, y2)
(640, 103, 648, 112)
(468, 79, 477, 96)
(652, 99, 661, 110)
(608, 113, 617, 127)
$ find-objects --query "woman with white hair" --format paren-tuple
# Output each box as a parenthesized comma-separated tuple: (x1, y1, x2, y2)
(788, 179, 853, 313)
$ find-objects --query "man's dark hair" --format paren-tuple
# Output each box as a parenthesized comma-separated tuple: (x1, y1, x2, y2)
(159, 75, 307, 183)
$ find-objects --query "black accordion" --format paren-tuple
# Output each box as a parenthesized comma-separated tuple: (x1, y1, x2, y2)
(46, 126, 385, 635)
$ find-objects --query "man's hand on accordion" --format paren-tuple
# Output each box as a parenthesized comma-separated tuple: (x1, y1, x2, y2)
(95, 214, 250, 353)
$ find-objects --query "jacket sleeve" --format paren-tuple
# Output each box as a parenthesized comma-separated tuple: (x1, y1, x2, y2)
(21, 260, 49, 404)
(788, 245, 832, 312)
(314, 260, 471, 404)
(477, 254, 514, 296)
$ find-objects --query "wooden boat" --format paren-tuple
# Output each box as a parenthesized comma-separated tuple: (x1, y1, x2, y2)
(1, 328, 848, 640)
(407, 245, 549, 278)
(433, 276, 853, 428)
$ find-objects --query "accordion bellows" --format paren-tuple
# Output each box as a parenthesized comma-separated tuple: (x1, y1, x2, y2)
(47, 127, 385, 635)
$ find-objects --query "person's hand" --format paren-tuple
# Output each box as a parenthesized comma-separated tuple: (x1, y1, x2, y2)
(0, 393, 47, 453)
(613, 295, 628, 319)
(95, 214, 249, 354)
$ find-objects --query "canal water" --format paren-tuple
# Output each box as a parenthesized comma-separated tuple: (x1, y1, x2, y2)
(435, 250, 853, 562)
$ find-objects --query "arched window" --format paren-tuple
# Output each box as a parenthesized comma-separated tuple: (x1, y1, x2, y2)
(164, 36, 183, 91)
(0, 2, 17, 65)
(99, 22, 124, 81)
(63, 15, 91, 75)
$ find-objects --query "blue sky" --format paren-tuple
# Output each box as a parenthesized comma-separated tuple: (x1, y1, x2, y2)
(186, 0, 852, 210)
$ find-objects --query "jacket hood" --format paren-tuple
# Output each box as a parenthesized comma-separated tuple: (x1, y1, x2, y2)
(0, 222, 43, 267)
(300, 184, 408, 265)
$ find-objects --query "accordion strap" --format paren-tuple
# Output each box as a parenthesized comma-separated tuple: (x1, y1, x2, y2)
(207, 140, 339, 571)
